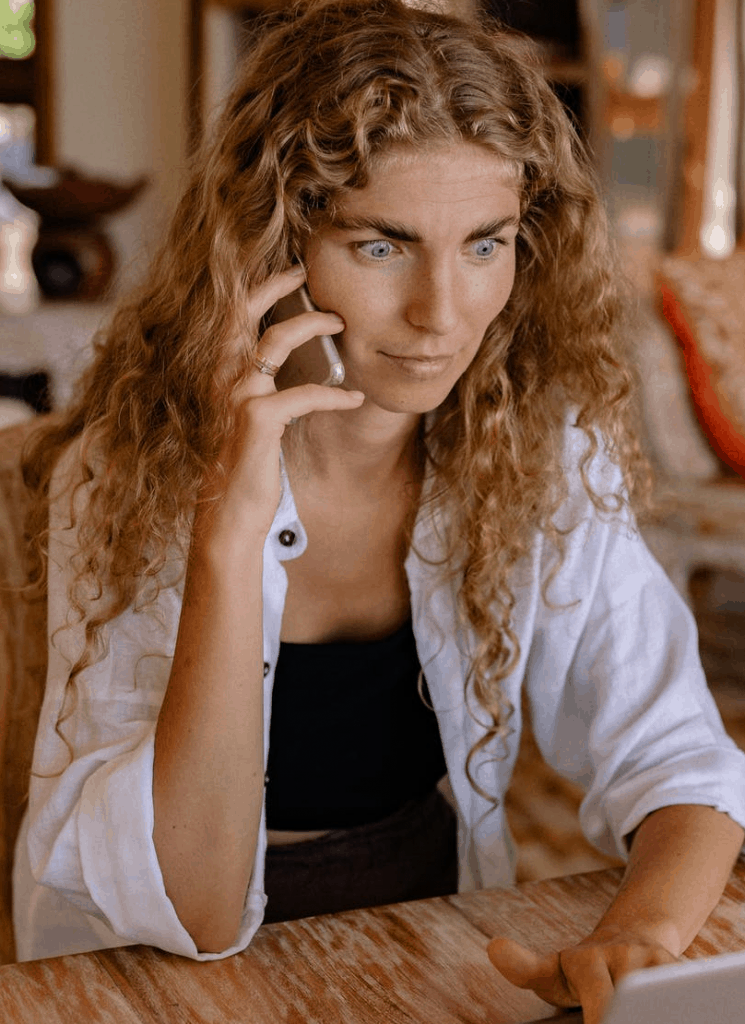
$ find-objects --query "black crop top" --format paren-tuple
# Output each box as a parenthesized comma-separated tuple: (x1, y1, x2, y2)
(265, 619, 447, 830)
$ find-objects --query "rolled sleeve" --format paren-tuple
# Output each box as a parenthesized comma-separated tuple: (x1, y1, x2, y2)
(28, 721, 266, 959)
(528, 432, 745, 861)
(26, 609, 268, 959)
(598, 746, 745, 856)
(579, 553, 745, 857)
(76, 732, 266, 958)
(21, 443, 267, 960)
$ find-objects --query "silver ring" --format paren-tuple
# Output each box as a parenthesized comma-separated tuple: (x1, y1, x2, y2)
(253, 353, 280, 377)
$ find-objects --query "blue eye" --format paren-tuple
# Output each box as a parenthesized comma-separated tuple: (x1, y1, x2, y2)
(473, 238, 499, 258)
(359, 240, 394, 259)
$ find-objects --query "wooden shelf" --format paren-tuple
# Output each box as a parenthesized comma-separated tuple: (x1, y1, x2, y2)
(0, 3, 53, 165)
(546, 58, 587, 86)
(0, 57, 35, 105)
(604, 86, 665, 137)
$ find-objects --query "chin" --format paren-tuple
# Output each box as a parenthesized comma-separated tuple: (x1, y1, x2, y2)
(360, 383, 456, 416)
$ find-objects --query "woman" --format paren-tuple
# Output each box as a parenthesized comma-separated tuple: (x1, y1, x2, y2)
(15, 2, 745, 1021)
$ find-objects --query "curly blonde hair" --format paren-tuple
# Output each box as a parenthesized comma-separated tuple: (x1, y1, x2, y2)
(25, 0, 647, 797)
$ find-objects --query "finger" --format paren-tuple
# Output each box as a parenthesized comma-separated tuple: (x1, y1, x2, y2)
(225, 267, 309, 364)
(244, 384, 365, 431)
(224, 268, 311, 368)
(559, 950, 613, 1024)
(242, 311, 345, 399)
(581, 943, 677, 1024)
(487, 938, 578, 1008)
(245, 265, 307, 325)
(257, 310, 345, 365)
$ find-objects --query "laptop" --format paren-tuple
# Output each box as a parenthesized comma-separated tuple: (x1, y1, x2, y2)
(521, 948, 745, 1023)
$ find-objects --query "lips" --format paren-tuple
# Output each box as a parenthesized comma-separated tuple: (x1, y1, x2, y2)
(380, 351, 454, 379)
(380, 351, 453, 361)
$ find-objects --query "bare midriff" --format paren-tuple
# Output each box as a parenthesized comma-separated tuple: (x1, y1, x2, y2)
(266, 828, 333, 846)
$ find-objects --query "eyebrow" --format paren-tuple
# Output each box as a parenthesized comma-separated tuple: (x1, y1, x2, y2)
(329, 214, 520, 244)
(464, 216, 521, 242)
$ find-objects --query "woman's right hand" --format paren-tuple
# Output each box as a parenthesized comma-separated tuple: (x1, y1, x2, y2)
(197, 267, 364, 548)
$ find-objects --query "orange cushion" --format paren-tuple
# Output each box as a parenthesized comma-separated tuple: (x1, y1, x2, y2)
(660, 280, 745, 477)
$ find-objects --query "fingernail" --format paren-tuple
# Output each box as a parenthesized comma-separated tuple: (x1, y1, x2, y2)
(289, 264, 305, 275)
(329, 313, 345, 324)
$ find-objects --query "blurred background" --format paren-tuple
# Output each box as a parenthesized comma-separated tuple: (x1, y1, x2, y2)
(2, 0, 745, 881)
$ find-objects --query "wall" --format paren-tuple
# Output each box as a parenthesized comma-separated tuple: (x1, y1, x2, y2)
(202, 3, 240, 133)
(52, 0, 191, 291)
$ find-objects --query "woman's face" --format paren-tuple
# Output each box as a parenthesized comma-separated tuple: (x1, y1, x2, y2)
(304, 142, 521, 415)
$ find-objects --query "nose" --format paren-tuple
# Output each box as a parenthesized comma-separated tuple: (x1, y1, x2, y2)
(404, 259, 461, 337)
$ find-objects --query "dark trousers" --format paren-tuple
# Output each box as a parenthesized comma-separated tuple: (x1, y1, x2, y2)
(262, 787, 458, 924)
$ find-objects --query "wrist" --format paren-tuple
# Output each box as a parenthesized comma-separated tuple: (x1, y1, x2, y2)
(191, 501, 269, 564)
(187, 519, 266, 582)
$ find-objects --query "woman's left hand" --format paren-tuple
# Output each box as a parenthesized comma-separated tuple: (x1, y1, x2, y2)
(486, 927, 678, 1024)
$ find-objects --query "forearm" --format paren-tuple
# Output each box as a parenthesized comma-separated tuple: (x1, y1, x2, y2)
(153, 528, 266, 953)
(592, 804, 745, 956)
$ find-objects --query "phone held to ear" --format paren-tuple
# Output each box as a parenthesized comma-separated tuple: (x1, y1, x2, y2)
(269, 286, 345, 390)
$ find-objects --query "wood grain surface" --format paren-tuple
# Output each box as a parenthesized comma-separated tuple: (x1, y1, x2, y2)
(1, 859, 744, 1024)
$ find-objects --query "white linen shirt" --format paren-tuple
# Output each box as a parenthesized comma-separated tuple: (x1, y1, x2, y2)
(13, 422, 745, 962)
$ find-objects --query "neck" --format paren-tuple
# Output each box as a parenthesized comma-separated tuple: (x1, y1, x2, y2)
(285, 403, 424, 489)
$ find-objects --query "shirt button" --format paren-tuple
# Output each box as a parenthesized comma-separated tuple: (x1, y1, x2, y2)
(263, 662, 270, 677)
(278, 529, 296, 547)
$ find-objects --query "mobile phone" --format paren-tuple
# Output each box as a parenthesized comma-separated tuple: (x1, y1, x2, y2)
(269, 286, 345, 390)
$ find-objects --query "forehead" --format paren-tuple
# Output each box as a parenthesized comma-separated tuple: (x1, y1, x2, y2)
(333, 142, 522, 223)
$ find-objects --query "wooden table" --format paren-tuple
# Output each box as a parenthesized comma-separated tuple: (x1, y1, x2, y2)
(2, 860, 745, 1024)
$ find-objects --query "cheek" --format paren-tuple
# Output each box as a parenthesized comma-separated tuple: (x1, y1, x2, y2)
(489, 260, 517, 315)
(304, 239, 347, 305)
(474, 274, 514, 329)
(313, 270, 395, 329)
